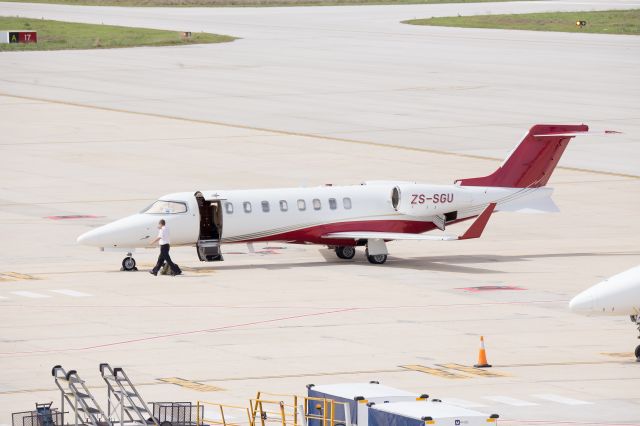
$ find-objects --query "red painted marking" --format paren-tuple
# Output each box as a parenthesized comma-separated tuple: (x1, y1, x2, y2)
(46, 215, 102, 220)
(458, 285, 526, 292)
(457, 124, 589, 188)
(0, 300, 564, 310)
(0, 307, 357, 356)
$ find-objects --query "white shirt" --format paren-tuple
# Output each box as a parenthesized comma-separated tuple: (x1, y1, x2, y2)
(158, 226, 170, 245)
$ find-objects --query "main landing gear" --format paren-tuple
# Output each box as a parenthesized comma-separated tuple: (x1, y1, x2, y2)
(335, 246, 356, 260)
(333, 246, 388, 264)
(121, 253, 137, 271)
(632, 315, 640, 361)
(365, 249, 387, 265)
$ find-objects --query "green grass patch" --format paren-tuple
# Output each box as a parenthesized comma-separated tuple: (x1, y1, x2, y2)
(403, 9, 640, 35)
(0, 17, 236, 51)
(1, 0, 529, 7)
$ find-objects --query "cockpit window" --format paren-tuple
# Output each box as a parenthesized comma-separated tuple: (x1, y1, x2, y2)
(142, 200, 187, 214)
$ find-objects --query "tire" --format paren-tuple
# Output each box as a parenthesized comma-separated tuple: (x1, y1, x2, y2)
(365, 249, 387, 265)
(122, 256, 137, 271)
(335, 246, 356, 260)
(635, 344, 640, 361)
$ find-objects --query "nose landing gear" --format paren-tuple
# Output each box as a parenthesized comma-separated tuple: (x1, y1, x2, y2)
(121, 253, 137, 271)
(632, 315, 640, 362)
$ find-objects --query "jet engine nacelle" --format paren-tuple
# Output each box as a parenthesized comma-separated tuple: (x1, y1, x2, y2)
(391, 184, 473, 217)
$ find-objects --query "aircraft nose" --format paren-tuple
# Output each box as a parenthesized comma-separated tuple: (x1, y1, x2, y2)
(77, 226, 108, 247)
(77, 214, 153, 248)
(569, 290, 594, 314)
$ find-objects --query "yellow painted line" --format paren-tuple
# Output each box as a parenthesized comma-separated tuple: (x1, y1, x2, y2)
(0, 272, 38, 282)
(188, 269, 217, 274)
(2, 93, 637, 180)
(400, 364, 469, 380)
(601, 352, 634, 358)
(158, 377, 224, 392)
(439, 363, 509, 378)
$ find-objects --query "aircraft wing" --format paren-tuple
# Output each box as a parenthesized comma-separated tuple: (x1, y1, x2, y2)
(322, 231, 459, 241)
(323, 203, 496, 242)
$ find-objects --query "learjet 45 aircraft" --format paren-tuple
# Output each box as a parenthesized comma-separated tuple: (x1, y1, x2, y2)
(78, 124, 606, 269)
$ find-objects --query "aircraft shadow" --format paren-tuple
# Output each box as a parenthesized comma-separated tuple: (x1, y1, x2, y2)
(184, 250, 639, 275)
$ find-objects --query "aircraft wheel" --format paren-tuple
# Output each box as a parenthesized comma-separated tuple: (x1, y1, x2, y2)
(635, 344, 640, 361)
(335, 246, 356, 260)
(365, 249, 387, 265)
(121, 256, 137, 271)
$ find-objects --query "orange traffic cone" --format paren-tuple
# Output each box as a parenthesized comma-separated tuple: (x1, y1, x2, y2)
(474, 336, 492, 368)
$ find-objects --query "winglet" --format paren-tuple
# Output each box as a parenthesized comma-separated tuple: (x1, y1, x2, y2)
(459, 203, 497, 240)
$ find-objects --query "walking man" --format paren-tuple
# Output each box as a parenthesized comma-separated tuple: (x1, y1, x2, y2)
(149, 219, 182, 276)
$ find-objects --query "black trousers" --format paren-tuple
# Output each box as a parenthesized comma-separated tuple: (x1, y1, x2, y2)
(152, 244, 179, 274)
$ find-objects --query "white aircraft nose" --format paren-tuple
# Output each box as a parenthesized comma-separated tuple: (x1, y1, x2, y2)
(77, 215, 154, 248)
(569, 290, 594, 314)
(77, 227, 106, 246)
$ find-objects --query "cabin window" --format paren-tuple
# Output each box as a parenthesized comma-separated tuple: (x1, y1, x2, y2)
(224, 202, 234, 214)
(261, 201, 270, 213)
(142, 200, 187, 214)
(329, 198, 337, 210)
(313, 199, 322, 210)
(280, 200, 288, 212)
(243, 202, 252, 213)
(343, 197, 352, 209)
(297, 199, 306, 211)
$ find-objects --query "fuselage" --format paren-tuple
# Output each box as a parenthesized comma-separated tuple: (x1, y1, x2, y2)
(569, 265, 640, 316)
(77, 181, 553, 250)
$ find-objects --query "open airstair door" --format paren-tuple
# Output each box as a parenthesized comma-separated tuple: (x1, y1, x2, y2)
(195, 191, 224, 262)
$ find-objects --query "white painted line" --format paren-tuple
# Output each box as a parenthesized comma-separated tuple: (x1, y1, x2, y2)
(483, 396, 538, 407)
(532, 394, 592, 405)
(442, 398, 487, 408)
(10, 291, 51, 299)
(50, 289, 92, 297)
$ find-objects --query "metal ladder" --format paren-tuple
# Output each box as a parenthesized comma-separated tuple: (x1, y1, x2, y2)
(99, 363, 158, 426)
(52, 365, 111, 426)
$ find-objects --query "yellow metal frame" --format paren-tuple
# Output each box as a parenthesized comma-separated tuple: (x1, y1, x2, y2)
(197, 400, 254, 426)
(249, 392, 350, 426)
(249, 393, 298, 426)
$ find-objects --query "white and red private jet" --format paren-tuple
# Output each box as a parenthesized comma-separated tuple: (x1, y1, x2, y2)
(78, 124, 602, 270)
(570, 265, 640, 360)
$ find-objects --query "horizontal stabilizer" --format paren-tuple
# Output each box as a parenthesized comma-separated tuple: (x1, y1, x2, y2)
(497, 196, 559, 213)
(496, 187, 559, 213)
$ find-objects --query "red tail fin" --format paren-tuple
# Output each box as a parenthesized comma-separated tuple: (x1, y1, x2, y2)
(456, 124, 588, 188)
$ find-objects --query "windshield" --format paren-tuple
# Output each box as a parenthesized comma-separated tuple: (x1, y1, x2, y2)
(142, 200, 187, 214)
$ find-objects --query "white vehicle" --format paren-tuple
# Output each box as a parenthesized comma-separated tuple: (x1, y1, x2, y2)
(307, 382, 422, 425)
(306, 382, 499, 426)
(570, 265, 640, 360)
(77, 124, 605, 270)
(367, 400, 498, 426)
